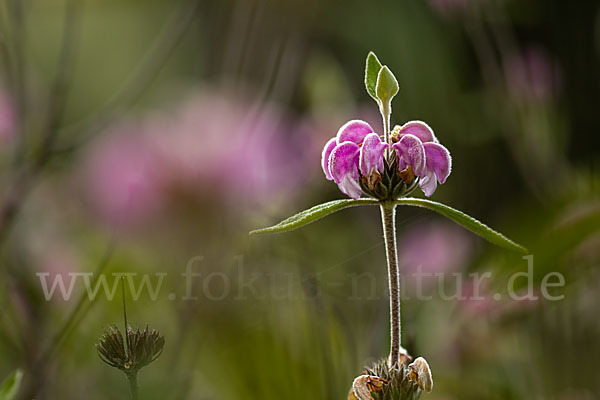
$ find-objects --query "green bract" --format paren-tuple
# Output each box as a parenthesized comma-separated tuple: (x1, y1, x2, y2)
(376, 65, 399, 105)
(365, 51, 383, 100)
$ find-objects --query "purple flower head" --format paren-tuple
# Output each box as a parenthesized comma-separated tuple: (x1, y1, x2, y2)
(322, 119, 451, 199)
(322, 120, 388, 199)
(392, 121, 452, 197)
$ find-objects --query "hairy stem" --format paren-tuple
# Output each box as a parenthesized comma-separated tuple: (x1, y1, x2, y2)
(381, 202, 401, 366)
(380, 102, 391, 157)
(127, 372, 139, 400)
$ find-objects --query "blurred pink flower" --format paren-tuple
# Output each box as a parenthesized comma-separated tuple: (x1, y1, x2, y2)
(400, 220, 472, 280)
(459, 281, 539, 318)
(82, 124, 166, 229)
(459, 280, 496, 316)
(81, 89, 314, 229)
(504, 45, 561, 102)
(149, 91, 308, 204)
(0, 89, 15, 142)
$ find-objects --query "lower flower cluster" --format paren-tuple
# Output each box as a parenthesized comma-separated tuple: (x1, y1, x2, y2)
(322, 120, 451, 200)
(349, 356, 433, 400)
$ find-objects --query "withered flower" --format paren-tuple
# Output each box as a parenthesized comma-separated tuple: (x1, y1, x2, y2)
(96, 279, 165, 399)
(408, 357, 433, 393)
(349, 356, 433, 400)
(349, 375, 387, 400)
(97, 324, 165, 374)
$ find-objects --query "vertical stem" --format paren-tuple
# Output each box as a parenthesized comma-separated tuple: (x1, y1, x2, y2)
(380, 102, 391, 157)
(381, 102, 390, 142)
(381, 202, 401, 367)
(127, 372, 139, 400)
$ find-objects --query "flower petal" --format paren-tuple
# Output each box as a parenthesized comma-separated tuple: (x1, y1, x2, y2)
(419, 169, 438, 197)
(399, 120, 437, 143)
(359, 133, 388, 176)
(336, 120, 374, 145)
(392, 134, 426, 176)
(423, 142, 452, 184)
(338, 175, 363, 199)
(321, 137, 337, 181)
(329, 141, 360, 184)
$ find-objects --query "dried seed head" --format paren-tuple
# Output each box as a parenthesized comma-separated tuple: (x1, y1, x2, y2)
(349, 375, 387, 400)
(96, 325, 128, 370)
(408, 357, 433, 393)
(353, 356, 433, 399)
(96, 325, 164, 375)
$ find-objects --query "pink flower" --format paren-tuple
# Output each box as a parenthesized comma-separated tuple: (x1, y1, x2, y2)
(322, 120, 388, 199)
(392, 121, 452, 197)
(321, 119, 451, 199)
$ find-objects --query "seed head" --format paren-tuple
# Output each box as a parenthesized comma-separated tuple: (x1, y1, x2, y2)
(96, 324, 165, 375)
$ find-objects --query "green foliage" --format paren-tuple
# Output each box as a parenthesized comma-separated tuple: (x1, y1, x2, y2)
(251, 195, 526, 255)
(250, 199, 378, 235)
(365, 51, 383, 100)
(395, 198, 528, 253)
(0, 370, 23, 400)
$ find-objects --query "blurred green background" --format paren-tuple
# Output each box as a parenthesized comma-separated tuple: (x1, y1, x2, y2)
(0, 0, 599, 399)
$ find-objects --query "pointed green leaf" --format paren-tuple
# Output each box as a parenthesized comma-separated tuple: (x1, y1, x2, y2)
(0, 370, 23, 400)
(395, 198, 528, 253)
(250, 199, 378, 235)
(375, 65, 399, 104)
(365, 52, 383, 100)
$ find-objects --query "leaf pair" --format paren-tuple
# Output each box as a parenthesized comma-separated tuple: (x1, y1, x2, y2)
(250, 198, 527, 254)
(365, 52, 399, 105)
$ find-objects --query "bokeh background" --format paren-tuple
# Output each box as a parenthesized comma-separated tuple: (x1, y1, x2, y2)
(0, 0, 599, 399)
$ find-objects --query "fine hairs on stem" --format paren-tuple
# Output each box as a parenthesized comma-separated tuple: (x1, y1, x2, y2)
(381, 203, 401, 367)
(379, 86, 401, 366)
(380, 102, 391, 157)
